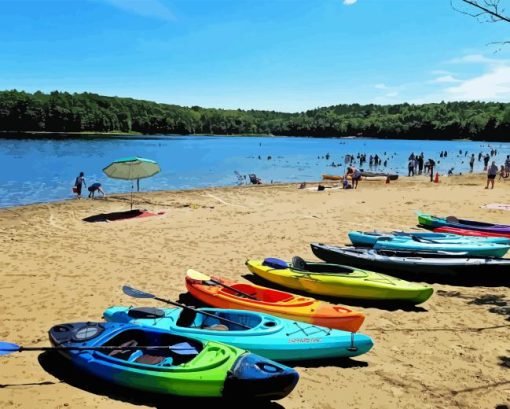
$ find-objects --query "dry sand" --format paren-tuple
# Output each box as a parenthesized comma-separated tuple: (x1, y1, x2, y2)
(0, 174, 509, 409)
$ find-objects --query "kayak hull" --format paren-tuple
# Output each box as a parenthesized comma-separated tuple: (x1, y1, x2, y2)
(418, 213, 510, 235)
(185, 272, 365, 332)
(48, 321, 298, 400)
(348, 231, 510, 246)
(434, 226, 510, 239)
(311, 243, 510, 276)
(104, 306, 373, 361)
(246, 259, 433, 304)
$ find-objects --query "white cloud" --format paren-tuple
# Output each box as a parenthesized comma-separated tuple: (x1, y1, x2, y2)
(104, 0, 175, 21)
(385, 91, 398, 97)
(343, 0, 358, 5)
(449, 54, 501, 66)
(374, 83, 388, 90)
(430, 75, 461, 84)
(446, 65, 510, 100)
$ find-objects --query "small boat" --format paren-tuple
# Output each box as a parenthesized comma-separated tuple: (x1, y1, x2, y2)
(104, 306, 373, 361)
(184, 270, 365, 332)
(49, 321, 298, 400)
(321, 174, 343, 181)
(310, 243, 510, 275)
(370, 235, 509, 258)
(246, 258, 433, 304)
(361, 172, 398, 181)
(434, 226, 510, 239)
(348, 231, 510, 247)
(418, 212, 510, 235)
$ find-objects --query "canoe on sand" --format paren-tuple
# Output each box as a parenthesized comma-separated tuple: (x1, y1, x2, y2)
(104, 306, 373, 361)
(184, 269, 365, 332)
(49, 321, 298, 400)
(246, 258, 433, 304)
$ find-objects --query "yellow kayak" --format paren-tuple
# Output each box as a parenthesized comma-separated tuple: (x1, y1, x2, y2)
(246, 258, 433, 304)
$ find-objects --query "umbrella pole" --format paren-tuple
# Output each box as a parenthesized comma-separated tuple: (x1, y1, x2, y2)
(130, 182, 133, 210)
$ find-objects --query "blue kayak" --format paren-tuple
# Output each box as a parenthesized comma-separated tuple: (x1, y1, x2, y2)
(103, 306, 374, 361)
(349, 231, 510, 247)
(368, 235, 509, 257)
(49, 321, 298, 399)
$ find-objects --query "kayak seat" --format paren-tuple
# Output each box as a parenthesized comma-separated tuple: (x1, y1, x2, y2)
(108, 340, 138, 360)
(158, 357, 174, 367)
(134, 353, 166, 365)
(202, 324, 229, 331)
(291, 256, 307, 270)
(176, 308, 198, 327)
(127, 350, 143, 362)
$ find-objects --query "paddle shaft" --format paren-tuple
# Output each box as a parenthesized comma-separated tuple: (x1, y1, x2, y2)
(152, 296, 252, 330)
(207, 279, 258, 300)
(7, 345, 195, 353)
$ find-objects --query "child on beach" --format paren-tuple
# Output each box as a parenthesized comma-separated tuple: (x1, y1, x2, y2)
(88, 182, 105, 198)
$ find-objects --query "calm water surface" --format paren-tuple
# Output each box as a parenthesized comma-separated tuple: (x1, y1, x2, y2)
(0, 135, 509, 208)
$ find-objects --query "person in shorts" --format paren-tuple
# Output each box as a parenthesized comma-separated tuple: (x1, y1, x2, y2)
(345, 166, 362, 189)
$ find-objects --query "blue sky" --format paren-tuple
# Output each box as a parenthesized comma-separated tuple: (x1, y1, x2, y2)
(0, 0, 509, 112)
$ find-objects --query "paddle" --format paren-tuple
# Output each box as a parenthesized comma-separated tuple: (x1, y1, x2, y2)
(187, 269, 258, 300)
(122, 285, 251, 329)
(0, 341, 198, 357)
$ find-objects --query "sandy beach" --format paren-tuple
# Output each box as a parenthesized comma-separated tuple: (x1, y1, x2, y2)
(0, 174, 509, 409)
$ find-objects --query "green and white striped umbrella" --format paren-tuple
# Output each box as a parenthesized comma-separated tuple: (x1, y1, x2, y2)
(103, 157, 160, 209)
(103, 157, 160, 180)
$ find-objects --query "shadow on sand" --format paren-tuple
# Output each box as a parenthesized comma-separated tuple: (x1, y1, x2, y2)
(38, 351, 284, 409)
(241, 274, 428, 312)
(82, 209, 164, 223)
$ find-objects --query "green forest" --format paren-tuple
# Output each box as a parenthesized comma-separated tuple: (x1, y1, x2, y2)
(0, 90, 509, 140)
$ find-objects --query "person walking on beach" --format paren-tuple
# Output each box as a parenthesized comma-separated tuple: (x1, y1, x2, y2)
(486, 161, 498, 189)
(74, 172, 86, 198)
(428, 158, 436, 182)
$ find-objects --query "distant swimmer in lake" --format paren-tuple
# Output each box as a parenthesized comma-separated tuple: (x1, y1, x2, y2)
(88, 182, 105, 198)
(73, 172, 86, 198)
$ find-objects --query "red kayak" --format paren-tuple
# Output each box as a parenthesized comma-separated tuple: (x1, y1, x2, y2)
(434, 226, 510, 239)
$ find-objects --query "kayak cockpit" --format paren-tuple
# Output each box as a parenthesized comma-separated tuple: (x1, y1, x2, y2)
(100, 329, 202, 367)
(175, 309, 263, 331)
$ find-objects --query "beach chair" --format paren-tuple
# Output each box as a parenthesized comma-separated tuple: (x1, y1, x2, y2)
(249, 174, 262, 184)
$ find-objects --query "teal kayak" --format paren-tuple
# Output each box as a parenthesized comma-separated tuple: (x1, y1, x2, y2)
(371, 235, 509, 257)
(103, 306, 374, 361)
(348, 231, 510, 247)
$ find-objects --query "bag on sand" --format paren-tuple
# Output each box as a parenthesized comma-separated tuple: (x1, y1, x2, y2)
(72, 186, 78, 193)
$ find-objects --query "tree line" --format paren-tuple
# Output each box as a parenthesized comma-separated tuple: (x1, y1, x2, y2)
(0, 90, 509, 141)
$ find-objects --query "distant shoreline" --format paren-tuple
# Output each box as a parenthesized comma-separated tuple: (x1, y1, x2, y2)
(0, 131, 507, 143)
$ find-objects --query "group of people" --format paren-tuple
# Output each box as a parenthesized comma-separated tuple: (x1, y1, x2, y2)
(73, 172, 105, 199)
(407, 153, 436, 181)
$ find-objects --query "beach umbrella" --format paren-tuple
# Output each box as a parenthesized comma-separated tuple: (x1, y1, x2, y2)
(103, 156, 160, 209)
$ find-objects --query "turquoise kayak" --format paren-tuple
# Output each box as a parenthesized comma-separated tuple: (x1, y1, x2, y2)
(349, 231, 510, 247)
(370, 235, 509, 257)
(103, 306, 374, 361)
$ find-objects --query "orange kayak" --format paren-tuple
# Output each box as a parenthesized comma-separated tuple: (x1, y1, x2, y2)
(185, 270, 365, 332)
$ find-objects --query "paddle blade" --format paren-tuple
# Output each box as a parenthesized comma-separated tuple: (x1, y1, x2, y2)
(170, 342, 199, 355)
(0, 342, 21, 356)
(186, 269, 211, 281)
(122, 285, 155, 299)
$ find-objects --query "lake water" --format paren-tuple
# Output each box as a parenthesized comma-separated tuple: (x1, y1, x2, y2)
(0, 135, 509, 208)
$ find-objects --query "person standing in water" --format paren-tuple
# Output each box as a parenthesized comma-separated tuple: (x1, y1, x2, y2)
(469, 154, 475, 172)
(74, 172, 86, 198)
